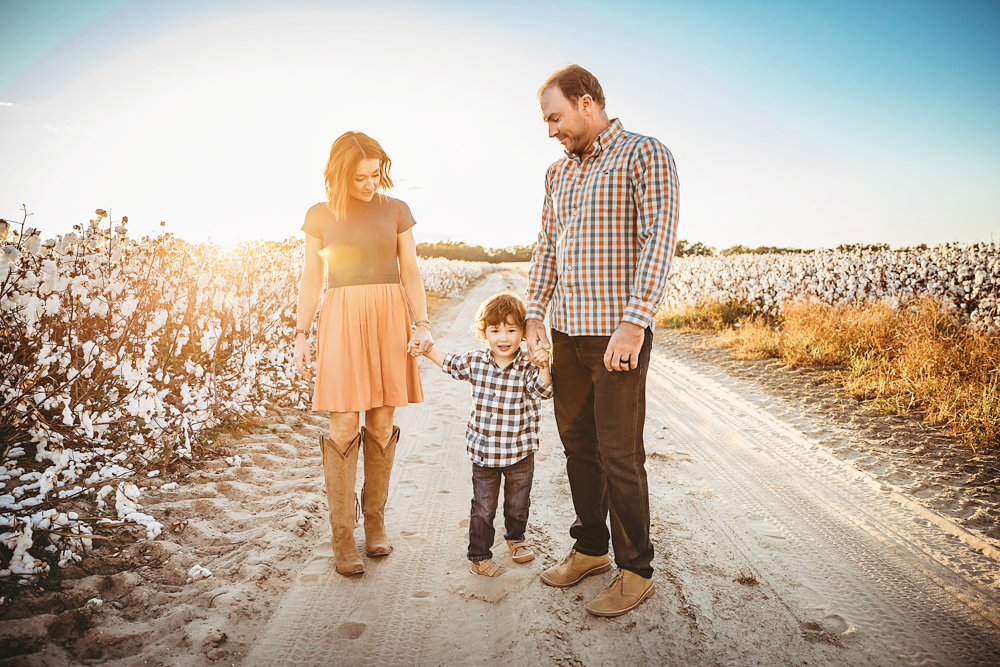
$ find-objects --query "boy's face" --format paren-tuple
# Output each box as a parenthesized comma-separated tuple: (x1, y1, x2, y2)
(485, 320, 524, 361)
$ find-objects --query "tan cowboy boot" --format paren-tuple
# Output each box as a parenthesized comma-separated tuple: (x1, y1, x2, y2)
(540, 549, 611, 588)
(360, 425, 399, 557)
(320, 433, 364, 576)
(585, 569, 655, 617)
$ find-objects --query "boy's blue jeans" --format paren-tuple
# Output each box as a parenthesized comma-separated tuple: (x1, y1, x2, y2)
(468, 453, 535, 562)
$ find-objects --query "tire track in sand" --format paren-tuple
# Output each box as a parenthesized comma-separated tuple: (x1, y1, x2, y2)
(645, 354, 1000, 666)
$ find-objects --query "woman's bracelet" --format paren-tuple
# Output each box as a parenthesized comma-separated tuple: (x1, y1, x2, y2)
(414, 319, 431, 330)
(294, 328, 308, 338)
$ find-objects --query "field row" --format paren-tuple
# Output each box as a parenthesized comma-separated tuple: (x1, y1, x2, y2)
(663, 243, 998, 331)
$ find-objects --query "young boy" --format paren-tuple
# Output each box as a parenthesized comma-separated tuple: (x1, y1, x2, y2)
(417, 292, 553, 576)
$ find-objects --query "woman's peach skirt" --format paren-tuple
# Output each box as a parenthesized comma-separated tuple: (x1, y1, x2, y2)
(313, 283, 424, 413)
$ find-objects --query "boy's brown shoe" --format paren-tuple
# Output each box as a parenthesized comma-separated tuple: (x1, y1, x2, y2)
(507, 540, 535, 563)
(540, 549, 611, 588)
(470, 559, 507, 577)
(585, 570, 654, 617)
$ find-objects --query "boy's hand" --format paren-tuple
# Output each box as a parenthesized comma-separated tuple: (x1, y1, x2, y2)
(529, 345, 550, 369)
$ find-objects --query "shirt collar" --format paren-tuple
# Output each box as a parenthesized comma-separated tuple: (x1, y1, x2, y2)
(487, 346, 525, 370)
(567, 118, 624, 164)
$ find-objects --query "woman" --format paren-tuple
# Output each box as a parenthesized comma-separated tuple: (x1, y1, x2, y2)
(293, 131, 433, 576)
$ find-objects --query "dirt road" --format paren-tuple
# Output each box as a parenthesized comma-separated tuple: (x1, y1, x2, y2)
(242, 269, 1000, 667)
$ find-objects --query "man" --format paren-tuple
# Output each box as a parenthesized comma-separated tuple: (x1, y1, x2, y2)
(525, 64, 679, 617)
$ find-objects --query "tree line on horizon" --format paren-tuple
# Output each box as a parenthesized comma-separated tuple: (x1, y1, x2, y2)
(416, 240, 537, 263)
(675, 240, 931, 256)
(416, 239, 935, 263)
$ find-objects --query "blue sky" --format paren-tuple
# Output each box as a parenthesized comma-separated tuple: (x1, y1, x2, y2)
(1, 0, 997, 249)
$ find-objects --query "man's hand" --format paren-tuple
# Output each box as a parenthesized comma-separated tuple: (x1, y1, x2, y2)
(525, 318, 550, 356)
(604, 321, 644, 371)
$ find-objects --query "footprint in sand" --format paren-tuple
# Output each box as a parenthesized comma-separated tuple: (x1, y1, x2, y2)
(297, 558, 329, 583)
(822, 615, 848, 635)
(335, 622, 367, 640)
(411, 591, 432, 599)
(348, 600, 380, 624)
(459, 519, 470, 527)
(400, 530, 429, 549)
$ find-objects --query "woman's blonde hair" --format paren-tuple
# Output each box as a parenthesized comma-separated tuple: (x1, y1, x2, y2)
(323, 131, 394, 220)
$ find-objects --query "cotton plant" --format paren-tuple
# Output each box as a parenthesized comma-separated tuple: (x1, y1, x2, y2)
(662, 244, 999, 332)
(0, 208, 500, 581)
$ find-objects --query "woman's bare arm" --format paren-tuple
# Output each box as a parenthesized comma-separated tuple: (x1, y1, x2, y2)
(293, 232, 325, 380)
(398, 229, 433, 353)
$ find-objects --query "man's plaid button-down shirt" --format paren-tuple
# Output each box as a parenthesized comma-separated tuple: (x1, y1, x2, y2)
(526, 118, 680, 336)
(442, 347, 553, 468)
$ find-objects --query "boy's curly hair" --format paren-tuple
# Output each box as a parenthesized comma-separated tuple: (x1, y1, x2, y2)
(473, 292, 527, 342)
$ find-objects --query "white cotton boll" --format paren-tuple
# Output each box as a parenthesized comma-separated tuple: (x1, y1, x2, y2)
(187, 564, 212, 583)
(120, 295, 139, 317)
(125, 512, 162, 540)
(160, 482, 179, 491)
(121, 482, 141, 502)
(25, 234, 41, 256)
(146, 470, 160, 478)
(44, 294, 60, 315)
(96, 485, 114, 508)
(80, 411, 94, 439)
(70, 275, 88, 298)
(89, 296, 109, 318)
(81, 340, 100, 364)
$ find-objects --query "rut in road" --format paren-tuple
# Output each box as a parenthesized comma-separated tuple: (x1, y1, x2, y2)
(246, 270, 1000, 667)
(644, 355, 1000, 666)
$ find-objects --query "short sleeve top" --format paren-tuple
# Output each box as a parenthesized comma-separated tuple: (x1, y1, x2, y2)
(302, 195, 416, 287)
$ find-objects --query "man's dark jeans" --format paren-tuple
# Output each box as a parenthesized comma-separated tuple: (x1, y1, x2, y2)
(551, 328, 654, 579)
(468, 453, 534, 562)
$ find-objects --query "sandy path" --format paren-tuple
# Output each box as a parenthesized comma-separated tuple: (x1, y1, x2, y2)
(243, 270, 1000, 667)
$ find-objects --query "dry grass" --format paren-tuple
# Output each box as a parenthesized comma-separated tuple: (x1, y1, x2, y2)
(655, 300, 753, 331)
(661, 298, 1000, 451)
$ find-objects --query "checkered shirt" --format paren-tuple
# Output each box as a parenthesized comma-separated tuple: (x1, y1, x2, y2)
(442, 347, 553, 468)
(526, 118, 680, 336)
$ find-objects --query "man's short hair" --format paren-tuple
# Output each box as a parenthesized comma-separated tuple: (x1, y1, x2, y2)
(473, 292, 527, 342)
(538, 64, 606, 109)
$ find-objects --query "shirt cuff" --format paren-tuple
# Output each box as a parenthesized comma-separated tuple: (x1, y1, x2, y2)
(441, 352, 459, 374)
(526, 303, 547, 322)
(536, 381, 554, 399)
(621, 299, 657, 329)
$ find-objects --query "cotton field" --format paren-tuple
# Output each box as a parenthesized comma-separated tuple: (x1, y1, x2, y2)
(663, 244, 999, 332)
(0, 213, 492, 581)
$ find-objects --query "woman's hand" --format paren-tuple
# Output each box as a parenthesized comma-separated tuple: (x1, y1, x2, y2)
(408, 326, 434, 356)
(294, 334, 313, 380)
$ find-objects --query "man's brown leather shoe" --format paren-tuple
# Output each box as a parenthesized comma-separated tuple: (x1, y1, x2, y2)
(540, 549, 611, 588)
(585, 569, 654, 617)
